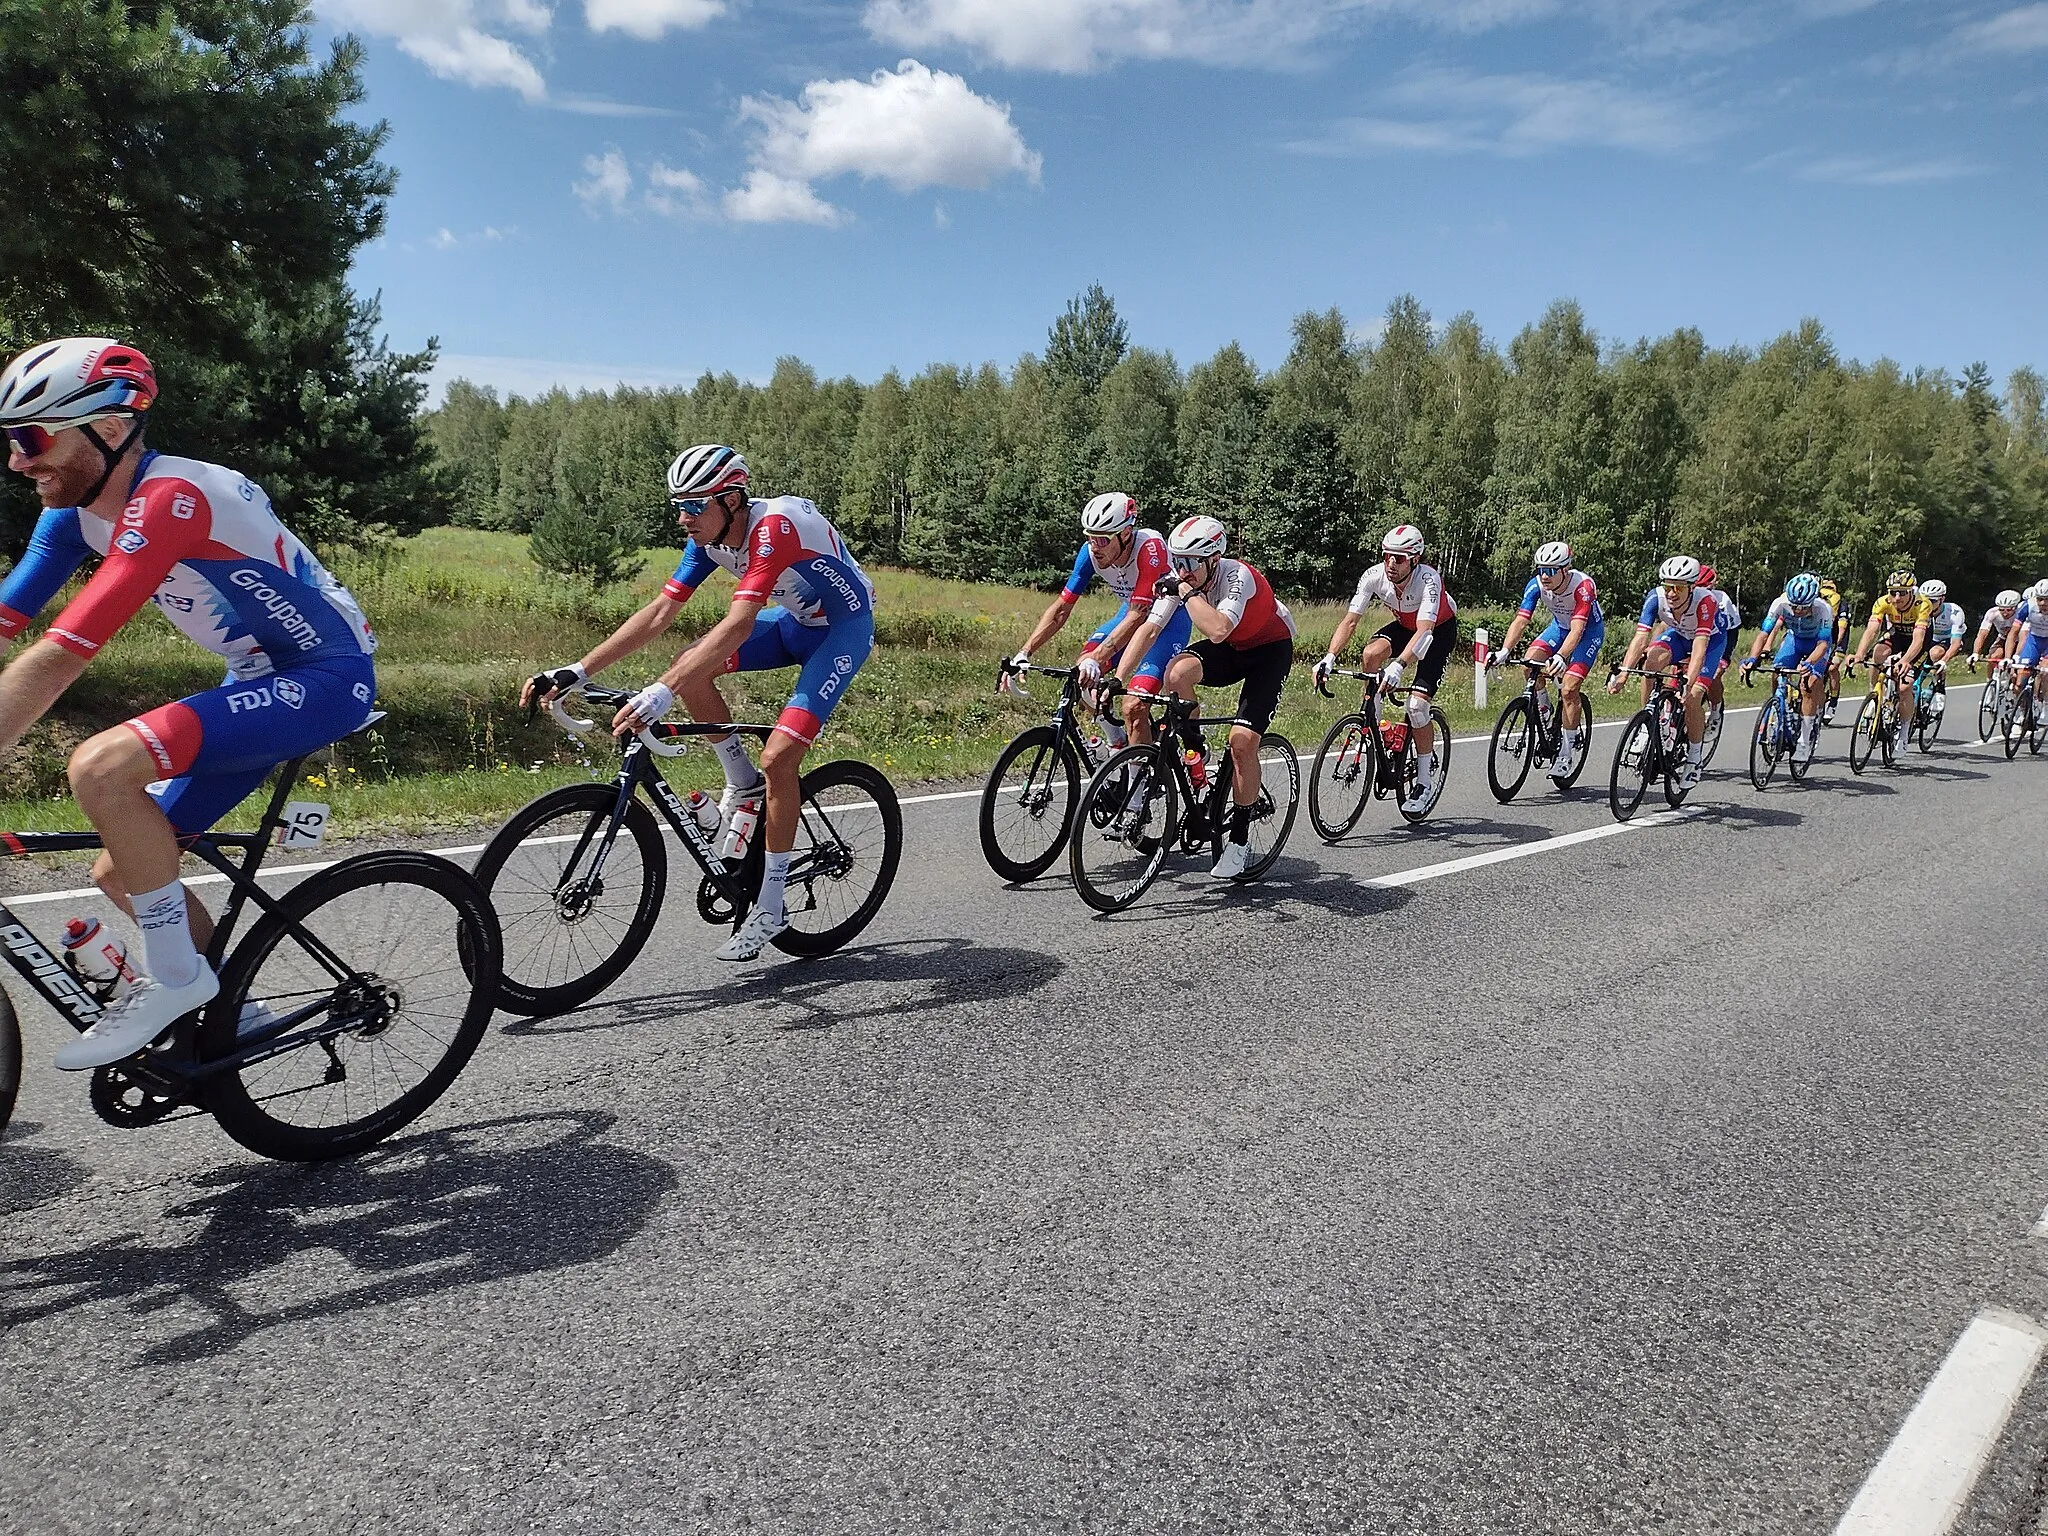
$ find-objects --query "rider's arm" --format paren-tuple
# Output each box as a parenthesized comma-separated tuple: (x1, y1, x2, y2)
(1852, 609, 1883, 664)
(1400, 568, 1445, 665)
(1183, 588, 1239, 645)
(0, 507, 92, 644)
(1091, 605, 1148, 664)
(1901, 619, 1928, 668)
(1325, 566, 1381, 661)
(1114, 619, 1165, 685)
(0, 640, 90, 757)
(1019, 546, 1095, 658)
(575, 590, 689, 680)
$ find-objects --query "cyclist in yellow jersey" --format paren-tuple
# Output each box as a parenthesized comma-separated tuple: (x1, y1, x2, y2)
(1850, 568, 1932, 739)
(1818, 579, 1850, 724)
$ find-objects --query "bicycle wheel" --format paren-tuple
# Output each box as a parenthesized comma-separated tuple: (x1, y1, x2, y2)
(1397, 710, 1452, 823)
(1558, 695, 1596, 790)
(1309, 714, 1377, 841)
(1748, 697, 1782, 791)
(203, 851, 501, 1162)
(1211, 733, 1300, 881)
(1658, 699, 1691, 807)
(470, 783, 666, 1018)
(1915, 690, 1942, 753)
(1609, 714, 1656, 822)
(771, 759, 903, 957)
(0, 988, 19, 1142)
(1487, 698, 1536, 803)
(1849, 697, 1880, 774)
(1978, 681, 1999, 743)
(2005, 683, 2027, 759)
(1070, 745, 1178, 913)
(1822, 673, 1841, 727)
(978, 725, 1081, 883)
(1879, 696, 1898, 768)
(1699, 698, 1727, 768)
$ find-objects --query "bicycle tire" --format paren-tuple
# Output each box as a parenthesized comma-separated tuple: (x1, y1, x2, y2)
(203, 851, 501, 1162)
(1397, 709, 1452, 824)
(1879, 695, 1898, 768)
(1558, 694, 1596, 790)
(1699, 698, 1726, 769)
(470, 782, 667, 1018)
(0, 987, 19, 1142)
(1748, 697, 1781, 791)
(1609, 713, 1656, 822)
(1787, 699, 1814, 782)
(1487, 698, 1536, 803)
(1849, 697, 1879, 774)
(1916, 693, 1942, 753)
(1210, 732, 1300, 881)
(1822, 673, 1841, 727)
(978, 725, 1081, 883)
(1978, 682, 1998, 743)
(1069, 745, 1178, 913)
(770, 758, 903, 957)
(1308, 714, 1376, 841)
(1657, 696, 1691, 807)
(2005, 683, 2027, 759)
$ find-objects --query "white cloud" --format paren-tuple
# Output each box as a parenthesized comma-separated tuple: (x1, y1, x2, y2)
(584, 0, 723, 40)
(573, 148, 634, 212)
(1955, 3, 2048, 52)
(1292, 67, 1713, 157)
(742, 60, 1042, 194)
(645, 162, 714, 218)
(1794, 155, 1985, 185)
(429, 225, 512, 249)
(317, 0, 550, 99)
(722, 170, 848, 226)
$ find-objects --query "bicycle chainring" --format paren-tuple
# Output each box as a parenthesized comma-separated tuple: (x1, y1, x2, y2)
(89, 1062, 185, 1129)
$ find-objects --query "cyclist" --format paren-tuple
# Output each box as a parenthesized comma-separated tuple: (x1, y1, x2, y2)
(1003, 493, 1190, 756)
(522, 444, 873, 962)
(0, 337, 378, 1069)
(1819, 577, 1851, 724)
(1849, 569, 1932, 743)
(1971, 589, 2022, 671)
(1923, 581, 1967, 666)
(2010, 578, 2048, 730)
(1698, 565, 1741, 713)
(1491, 540, 1603, 781)
(1740, 572, 1835, 765)
(1117, 516, 1295, 880)
(1312, 524, 1460, 814)
(1608, 554, 1721, 787)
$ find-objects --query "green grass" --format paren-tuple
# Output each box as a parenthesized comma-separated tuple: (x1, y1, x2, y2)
(0, 527, 1542, 838)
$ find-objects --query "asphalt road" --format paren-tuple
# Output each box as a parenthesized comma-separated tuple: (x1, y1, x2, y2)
(4, 692, 2048, 1535)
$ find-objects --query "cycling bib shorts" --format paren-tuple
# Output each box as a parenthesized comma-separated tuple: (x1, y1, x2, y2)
(1773, 633, 1829, 674)
(1532, 618, 1606, 679)
(1082, 601, 1192, 694)
(1375, 615, 1461, 698)
(722, 605, 874, 746)
(1659, 626, 1728, 677)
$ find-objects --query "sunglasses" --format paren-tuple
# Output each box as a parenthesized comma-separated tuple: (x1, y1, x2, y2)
(1383, 551, 1414, 565)
(4, 424, 57, 458)
(672, 497, 715, 517)
(1536, 564, 1568, 577)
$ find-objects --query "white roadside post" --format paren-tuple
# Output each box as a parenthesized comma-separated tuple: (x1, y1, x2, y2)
(1474, 626, 1490, 711)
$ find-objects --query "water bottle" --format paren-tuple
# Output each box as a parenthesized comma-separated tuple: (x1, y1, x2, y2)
(1535, 688, 1556, 733)
(683, 789, 720, 834)
(61, 915, 137, 1000)
(1383, 722, 1409, 754)
(720, 795, 761, 863)
(1084, 734, 1106, 768)
(1182, 749, 1208, 790)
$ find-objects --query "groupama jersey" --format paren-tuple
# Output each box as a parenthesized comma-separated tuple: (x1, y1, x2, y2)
(663, 496, 872, 627)
(1060, 529, 1172, 608)
(1146, 558, 1296, 650)
(2015, 597, 2048, 640)
(0, 451, 374, 679)
(1759, 593, 1837, 641)
(1709, 589, 1741, 631)
(1516, 569, 1602, 629)
(1637, 584, 1720, 641)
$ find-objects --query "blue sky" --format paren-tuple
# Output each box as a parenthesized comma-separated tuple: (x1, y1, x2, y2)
(317, 0, 2048, 402)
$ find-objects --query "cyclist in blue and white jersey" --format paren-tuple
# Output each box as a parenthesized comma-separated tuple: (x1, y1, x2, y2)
(1921, 581, 1968, 665)
(1971, 590, 2021, 672)
(2007, 578, 2048, 730)
(1608, 554, 1723, 786)
(1492, 540, 1604, 781)
(1740, 572, 1835, 765)
(1003, 493, 1191, 755)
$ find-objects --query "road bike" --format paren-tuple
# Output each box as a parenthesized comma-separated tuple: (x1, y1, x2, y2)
(1845, 661, 1904, 775)
(471, 684, 903, 1017)
(1746, 665, 1816, 791)
(1307, 667, 1453, 837)
(1606, 665, 1694, 821)
(2005, 667, 2044, 760)
(0, 724, 503, 1160)
(1067, 685, 1299, 913)
(1975, 657, 2014, 743)
(1908, 661, 1947, 753)
(1821, 664, 1844, 728)
(979, 660, 1122, 883)
(1484, 655, 1596, 802)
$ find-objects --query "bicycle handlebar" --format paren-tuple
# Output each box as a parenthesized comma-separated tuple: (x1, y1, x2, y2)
(543, 686, 688, 759)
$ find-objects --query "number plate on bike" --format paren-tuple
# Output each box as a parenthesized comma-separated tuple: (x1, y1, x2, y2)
(277, 802, 331, 850)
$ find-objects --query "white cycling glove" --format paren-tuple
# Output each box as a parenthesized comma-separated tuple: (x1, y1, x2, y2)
(620, 681, 675, 730)
(1544, 652, 1568, 679)
(1381, 660, 1405, 690)
(1076, 654, 1102, 685)
(528, 662, 586, 701)
(1313, 653, 1337, 686)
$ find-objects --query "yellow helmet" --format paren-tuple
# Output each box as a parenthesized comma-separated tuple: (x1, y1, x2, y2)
(1886, 568, 1916, 593)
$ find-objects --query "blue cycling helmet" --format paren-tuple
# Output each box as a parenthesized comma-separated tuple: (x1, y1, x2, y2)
(1785, 573, 1821, 605)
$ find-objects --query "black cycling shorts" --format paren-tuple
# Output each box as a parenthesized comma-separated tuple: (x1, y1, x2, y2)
(1374, 615, 1461, 698)
(1186, 636, 1294, 734)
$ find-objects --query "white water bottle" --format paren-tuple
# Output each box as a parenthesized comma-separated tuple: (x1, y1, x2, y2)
(721, 796, 761, 863)
(683, 789, 720, 834)
(61, 915, 137, 998)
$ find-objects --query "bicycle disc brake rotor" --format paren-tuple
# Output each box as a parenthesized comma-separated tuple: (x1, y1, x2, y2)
(553, 876, 602, 923)
(334, 975, 402, 1040)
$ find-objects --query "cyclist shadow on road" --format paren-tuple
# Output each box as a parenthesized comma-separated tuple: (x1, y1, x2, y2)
(1087, 857, 1414, 927)
(508, 938, 1065, 1038)
(0, 1122, 92, 1218)
(1318, 814, 1556, 852)
(1684, 799, 1806, 831)
(0, 1109, 672, 1366)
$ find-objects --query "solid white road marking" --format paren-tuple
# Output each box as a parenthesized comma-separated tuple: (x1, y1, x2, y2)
(1834, 1308, 2047, 1536)
(1365, 809, 1695, 887)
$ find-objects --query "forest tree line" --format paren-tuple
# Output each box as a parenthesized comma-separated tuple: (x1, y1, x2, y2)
(428, 287, 2048, 617)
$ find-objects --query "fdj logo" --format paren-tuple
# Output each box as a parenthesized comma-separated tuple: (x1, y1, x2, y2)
(114, 528, 148, 555)
(273, 678, 306, 709)
(226, 682, 303, 714)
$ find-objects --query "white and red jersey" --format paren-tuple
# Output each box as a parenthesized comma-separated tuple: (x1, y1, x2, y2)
(1516, 569, 1602, 629)
(664, 496, 872, 627)
(1347, 561, 1456, 628)
(1148, 558, 1296, 650)
(1637, 584, 1720, 641)
(0, 451, 375, 681)
(1060, 528, 1172, 609)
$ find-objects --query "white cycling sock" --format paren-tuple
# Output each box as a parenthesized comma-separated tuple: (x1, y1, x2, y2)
(133, 880, 201, 988)
(712, 734, 757, 787)
(758, 851, 791, 923)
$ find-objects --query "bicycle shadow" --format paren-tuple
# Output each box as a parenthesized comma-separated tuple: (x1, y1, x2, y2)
(1686, 800, 1806, 831)
(507, 938, 1065, 1038)
(1319, 813, 1555, 852)
(1086, 856, 1414, 927)
(0, 1110, 672, 1365)
(0, 1122, 91, 1218)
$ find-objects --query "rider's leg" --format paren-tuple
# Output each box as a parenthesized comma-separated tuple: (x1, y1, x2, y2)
(1644, 641, 1675, 706)
(683, 611, 793, 791)
(1226, 723, 1262, 810)
(1163, 650, 1206, 758)
(1121, 690, 1154, 747)
(86, 851, 214, 956)
(69, 730, 206, 988)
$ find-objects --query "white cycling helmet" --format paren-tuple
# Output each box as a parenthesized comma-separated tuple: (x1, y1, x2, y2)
(1081, 492, 1137, 536)
(1381, 524, 1426, 558)
(1919, 578, 1948, 603)
(1167, 515, 1228, 562)
(1658, 555, 1702, 585)
(667, 444, 749, 501)
(1997, 588, 2022, 610)
(1534, 541, 1571, 571)
(0, 337, 157, 428)
(2032, 578, 2048, 605)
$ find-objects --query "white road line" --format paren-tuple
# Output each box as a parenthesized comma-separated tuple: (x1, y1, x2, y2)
(1365, 809, 1695, 888)
(2030, 1203, 2048, 1241)
(1835, 1308, 2047, 1536)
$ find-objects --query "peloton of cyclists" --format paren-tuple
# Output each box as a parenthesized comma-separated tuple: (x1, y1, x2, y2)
(1003, 493, 1191, 758)
(1848, 569, 1933, 743)
(1312, 525, 1460, 815)
(1491, 541, 1604, 782)
(1609, 555, 1722, 788)
(2007, 577, 2048, 729)
(1740, 573, 1836, 766)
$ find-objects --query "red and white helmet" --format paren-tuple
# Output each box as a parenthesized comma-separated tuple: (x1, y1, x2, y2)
(667, 444, 749, 501)
(1081, 492, 1137, 536)
(1167, 515, 1228, 562)
(1381, 524, 1426, 558)
(0, 337, 156, 428)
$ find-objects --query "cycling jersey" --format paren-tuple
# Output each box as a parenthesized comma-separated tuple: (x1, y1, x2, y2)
(1516, 569, 1602, 631)
(1348, 561, 1456, 629)
(1710, 590, 1741, 632)
(1148, 559, 1296, 650)
(664, 496, 872, 626)
(0, 451, 375, 678)
(1870, 593, 1934, 629)
(1980, 607, 2019, 641)
(1760, 594, 1837, 642)
(2016, 598, 2048, 641)
(1059, 529, 1172, 607)
(1637, 585, 1719, 641)
(1929, 602, 1968, 645)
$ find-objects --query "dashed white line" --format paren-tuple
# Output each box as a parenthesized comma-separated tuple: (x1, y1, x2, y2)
(1835, 1308, 2047, 1536)
(1364, 809, 1696, 888)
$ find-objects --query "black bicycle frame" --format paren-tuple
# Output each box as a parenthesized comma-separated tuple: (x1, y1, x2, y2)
(577, 721, 770, 911)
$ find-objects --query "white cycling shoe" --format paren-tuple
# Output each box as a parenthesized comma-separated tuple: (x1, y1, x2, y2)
(716, 906, 789, 962)
(55, 967, 218, 1071)
(1211, 839, 1252, 881)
